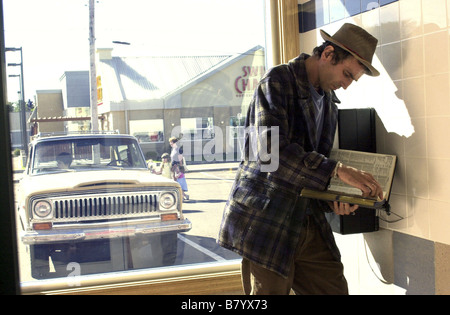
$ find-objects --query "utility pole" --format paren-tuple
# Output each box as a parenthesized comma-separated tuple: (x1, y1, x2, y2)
(6, 47, 27, 156)
(89, 0, 99, 132)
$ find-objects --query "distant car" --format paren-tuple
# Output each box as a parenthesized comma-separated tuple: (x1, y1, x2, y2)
(17, 133, 191, 279)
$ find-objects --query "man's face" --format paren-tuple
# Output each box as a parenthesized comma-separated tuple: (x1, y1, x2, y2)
(318, 46, 366, 92)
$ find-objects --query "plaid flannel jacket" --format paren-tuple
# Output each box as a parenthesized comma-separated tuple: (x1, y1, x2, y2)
(218, 54, 342, 278)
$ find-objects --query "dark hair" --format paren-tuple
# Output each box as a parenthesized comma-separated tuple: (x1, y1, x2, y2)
(312, 41, 353, 65)
(57, 152, 72, 165)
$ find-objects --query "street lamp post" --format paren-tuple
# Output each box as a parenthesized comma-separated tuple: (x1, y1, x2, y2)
(89, 0, 99, 132)
(6, 47, 28, 156)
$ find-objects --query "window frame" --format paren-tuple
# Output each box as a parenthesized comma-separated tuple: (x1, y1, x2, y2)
(0, 0, 299, 295)
(21, 260, 242, 295)
(0, 1, 21, 294)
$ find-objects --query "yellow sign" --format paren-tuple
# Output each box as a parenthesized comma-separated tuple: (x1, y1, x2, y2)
(97, 76, 103, 105)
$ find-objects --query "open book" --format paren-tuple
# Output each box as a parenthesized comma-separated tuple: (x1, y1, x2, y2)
(300, 149, 397, 210)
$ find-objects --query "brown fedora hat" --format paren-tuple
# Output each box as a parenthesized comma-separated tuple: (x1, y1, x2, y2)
(320, 23, 380, 76)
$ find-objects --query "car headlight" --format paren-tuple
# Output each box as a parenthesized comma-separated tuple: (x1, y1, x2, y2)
(159, 192, 176, 210)
(33, 200, 52, 218)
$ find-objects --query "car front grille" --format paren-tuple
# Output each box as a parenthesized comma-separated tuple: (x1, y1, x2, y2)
(51, 192, 159, 222)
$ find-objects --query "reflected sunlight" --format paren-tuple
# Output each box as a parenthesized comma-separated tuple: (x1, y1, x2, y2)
(336, 56, 415, 138)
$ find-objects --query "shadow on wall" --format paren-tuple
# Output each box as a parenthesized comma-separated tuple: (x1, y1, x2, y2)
(364, 230, 436, 295)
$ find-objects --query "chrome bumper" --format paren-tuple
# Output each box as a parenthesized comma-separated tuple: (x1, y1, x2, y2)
(21, 219, 192, 245)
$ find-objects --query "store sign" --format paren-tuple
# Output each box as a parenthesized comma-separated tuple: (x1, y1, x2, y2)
(97, 76, 103, 106)
(234, 66, 265, 96)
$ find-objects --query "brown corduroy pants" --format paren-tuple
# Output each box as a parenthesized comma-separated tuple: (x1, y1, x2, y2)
(241, 215, 348, 295)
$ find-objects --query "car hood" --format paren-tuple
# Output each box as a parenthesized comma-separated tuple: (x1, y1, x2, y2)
(20, 169, 178, 196)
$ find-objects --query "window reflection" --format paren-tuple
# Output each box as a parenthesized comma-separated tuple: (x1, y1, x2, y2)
(5, 0, 266, 287)
(130, 119, 165, 143)
(180, 117, 215, 140)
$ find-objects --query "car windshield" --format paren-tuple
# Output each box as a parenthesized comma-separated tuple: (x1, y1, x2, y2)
(30, 136, 147, 174)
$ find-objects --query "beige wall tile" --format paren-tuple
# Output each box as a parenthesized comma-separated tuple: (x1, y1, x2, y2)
(380, 2, 401, 44)
(405, 156, 429, 198)
(400, 0, 423, 39)
(422, 0, 448, 33)
(448, 0, 450, 28)
(381, 42, 403, 80)
(402, 77, 425, 118)
(424, 31, 449, 75)
(361, 7, 381, 42)
(405, 117, 427, 157)
(384, 130, 405, 157)
(424, 73, 450, 116)
(429, 199, 450, 244)
(426, 116, 450, 158)
(401, 36, 424, 79)
(405, 196, 430, 239)
(427, 158, 450, 202)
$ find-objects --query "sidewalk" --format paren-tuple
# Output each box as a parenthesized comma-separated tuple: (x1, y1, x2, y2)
(12, 156, 24, 183)
(12, 156, 23, 171)
(186, 161, 239, 173)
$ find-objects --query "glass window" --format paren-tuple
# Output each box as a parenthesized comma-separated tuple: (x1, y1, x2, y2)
(130, 119, 164, 143)
(30, 136, 147, 174)
(4, 0, 267, 292)
(180, 117, 214, 140)
(329, 0, 345, 23)
(228, 115, 246, 140)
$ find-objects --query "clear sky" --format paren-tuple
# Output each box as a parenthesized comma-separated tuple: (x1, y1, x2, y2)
(3, 0, 266, 103)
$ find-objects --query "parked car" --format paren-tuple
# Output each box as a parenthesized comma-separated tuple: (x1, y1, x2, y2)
(17, 133, 191, 279)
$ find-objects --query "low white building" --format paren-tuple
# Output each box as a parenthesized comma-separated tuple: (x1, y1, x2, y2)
(30, 46, 265, 161)
(95, 46, 265, 160)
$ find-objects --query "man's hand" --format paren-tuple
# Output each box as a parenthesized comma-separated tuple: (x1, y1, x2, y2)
(336, 163, 384, 200)
(327, 163, 384, 216)
(328, 201, 359, 215)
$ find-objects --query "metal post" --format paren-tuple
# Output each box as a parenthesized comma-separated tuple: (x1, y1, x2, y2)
(6, 47, 27, 156)
(89, 0, 99, 132)
(19, 48, 27, 156)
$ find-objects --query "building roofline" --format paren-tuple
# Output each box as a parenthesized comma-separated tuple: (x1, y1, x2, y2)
(36, 90, 63, 94)
(163, 45, 264, 99)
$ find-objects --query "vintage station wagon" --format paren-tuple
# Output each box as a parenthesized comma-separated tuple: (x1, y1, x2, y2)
(17, 133, 191, 279)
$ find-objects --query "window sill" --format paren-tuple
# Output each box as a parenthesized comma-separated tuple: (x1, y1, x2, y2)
(22, 260, 242, 295)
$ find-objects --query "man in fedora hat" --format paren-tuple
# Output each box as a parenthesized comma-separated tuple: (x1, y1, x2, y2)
(218, 23, 383, 294)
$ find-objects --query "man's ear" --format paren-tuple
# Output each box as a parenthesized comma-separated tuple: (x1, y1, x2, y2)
(322, 45, 335, 60)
